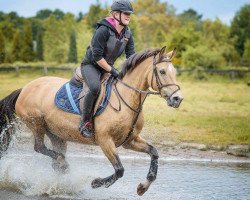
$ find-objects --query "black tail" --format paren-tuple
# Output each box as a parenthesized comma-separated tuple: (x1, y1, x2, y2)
(0, 89, 22, 158)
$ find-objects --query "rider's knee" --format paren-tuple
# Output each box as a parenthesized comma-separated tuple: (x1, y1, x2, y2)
(90, 84, 100, 97)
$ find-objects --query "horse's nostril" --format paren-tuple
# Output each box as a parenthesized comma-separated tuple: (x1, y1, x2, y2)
(173, 96, 180, 102)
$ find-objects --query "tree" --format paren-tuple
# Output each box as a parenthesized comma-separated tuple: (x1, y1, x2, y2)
(179, 9, 203, 31)
(53, 9, 65, 20)
(86, 1, 109, 29)
(43, 15, 74, 63)
(182, 45, 225, 69)
(179, 9, 202, 21)
(36, 9, 53, 20)
(0, 30, 5, 63)
(20, 22, 35, 62)
(36, 29, 44, 61)
(230, 4, 250, 56)
(11, 30, 21, 62)
(68, 31, 77, 63)
(202, 19, 239, 66)
(77, 12, 84, 22)
(132, 0, 178, 49)
(242, 39, 250, 65)
(169, 25, 202, 58)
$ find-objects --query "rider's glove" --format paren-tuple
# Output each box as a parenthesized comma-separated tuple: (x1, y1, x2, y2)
(110, 67, 119, 78)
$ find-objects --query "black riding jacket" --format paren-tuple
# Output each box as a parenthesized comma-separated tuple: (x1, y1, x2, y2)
(82, 18, 135, 67)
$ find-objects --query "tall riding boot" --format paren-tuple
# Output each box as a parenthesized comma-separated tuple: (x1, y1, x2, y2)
(79, 91, 96, 137)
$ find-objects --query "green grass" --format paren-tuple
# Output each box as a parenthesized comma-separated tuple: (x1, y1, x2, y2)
(143, 78, 250, 146)
(0, 70, 249, 146)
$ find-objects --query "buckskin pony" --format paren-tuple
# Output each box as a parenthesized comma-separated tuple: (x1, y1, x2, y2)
(0, 47, 183, 196)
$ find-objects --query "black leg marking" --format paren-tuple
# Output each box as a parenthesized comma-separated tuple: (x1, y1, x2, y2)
(147, 145, 159, 182)
(91, 155, 124, 189)
(34, 142, 64, 160)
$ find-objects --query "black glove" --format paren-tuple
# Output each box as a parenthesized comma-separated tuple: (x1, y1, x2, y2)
(110, 67, 119, 78)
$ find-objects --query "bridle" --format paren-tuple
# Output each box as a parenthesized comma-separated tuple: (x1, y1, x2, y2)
(151, 55, 181, 100)
(112, 54, 181, 147)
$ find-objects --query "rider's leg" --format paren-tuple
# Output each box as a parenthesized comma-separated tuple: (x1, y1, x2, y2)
(79, 64, 102, 137)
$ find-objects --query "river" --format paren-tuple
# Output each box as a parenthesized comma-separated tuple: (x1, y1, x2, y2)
(0, 136, 249, 200)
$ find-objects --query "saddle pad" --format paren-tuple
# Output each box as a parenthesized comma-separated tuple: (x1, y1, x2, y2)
(55, 77, 114, 116)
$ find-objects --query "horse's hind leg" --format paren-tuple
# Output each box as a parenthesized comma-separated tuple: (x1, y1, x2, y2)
(25, 120, 65, 163)
(45, 129, 69, 173)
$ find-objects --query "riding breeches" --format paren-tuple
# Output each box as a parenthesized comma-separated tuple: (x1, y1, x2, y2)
(81, 64, 105, 120)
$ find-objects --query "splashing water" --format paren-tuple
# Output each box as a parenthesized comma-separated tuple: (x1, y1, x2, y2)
(0, 126, 250, 200)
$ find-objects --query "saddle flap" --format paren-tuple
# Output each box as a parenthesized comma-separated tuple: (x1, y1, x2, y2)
(55, 73, 118, 117)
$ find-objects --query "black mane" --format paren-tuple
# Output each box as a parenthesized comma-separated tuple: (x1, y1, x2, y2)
(119, 49, 161, 79)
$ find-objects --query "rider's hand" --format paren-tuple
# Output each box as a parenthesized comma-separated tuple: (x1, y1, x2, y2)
(110, 67, 119, 78)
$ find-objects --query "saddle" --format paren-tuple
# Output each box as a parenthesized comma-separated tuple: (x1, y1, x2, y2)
(55, 67, 115, 116)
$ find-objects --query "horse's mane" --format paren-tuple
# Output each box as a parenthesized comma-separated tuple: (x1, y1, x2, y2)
(119, 48, 161, 79)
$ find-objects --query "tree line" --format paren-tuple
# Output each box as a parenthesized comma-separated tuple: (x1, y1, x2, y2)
(0, 0, 249, 69)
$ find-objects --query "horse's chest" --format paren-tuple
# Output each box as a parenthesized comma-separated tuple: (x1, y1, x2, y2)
(101, 119, 133, 143)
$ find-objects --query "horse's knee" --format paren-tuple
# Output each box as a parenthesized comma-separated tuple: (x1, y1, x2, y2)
(115, 166, 124, 178)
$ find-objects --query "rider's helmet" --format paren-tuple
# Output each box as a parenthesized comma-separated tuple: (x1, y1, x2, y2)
(111, 0, 134, 26)
(111, 0, 134, 14)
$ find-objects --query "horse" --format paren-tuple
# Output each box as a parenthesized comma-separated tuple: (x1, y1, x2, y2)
(0, 46, 183, 196)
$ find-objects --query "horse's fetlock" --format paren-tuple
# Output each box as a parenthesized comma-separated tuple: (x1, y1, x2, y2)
(147, 172, 156, 182)
(152, 154, 159, 160)
(116, 166, 124, 178)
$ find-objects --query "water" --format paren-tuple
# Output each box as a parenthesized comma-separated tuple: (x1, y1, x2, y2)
(0, 138, 249, 200)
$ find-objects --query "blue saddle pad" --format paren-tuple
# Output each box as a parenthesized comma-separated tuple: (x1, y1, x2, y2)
(55, 77, 114, 116)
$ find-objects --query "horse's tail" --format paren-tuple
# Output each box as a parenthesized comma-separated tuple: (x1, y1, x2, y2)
(0, 88, 22, 158)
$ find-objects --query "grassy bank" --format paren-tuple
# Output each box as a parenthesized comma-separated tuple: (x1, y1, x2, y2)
(0, 70, 249, 146)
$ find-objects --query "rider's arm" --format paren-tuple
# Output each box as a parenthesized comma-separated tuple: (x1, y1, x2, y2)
(90, 26, 112, 72)
(96, 58, 112, 72)
(125, 33, 135, 58)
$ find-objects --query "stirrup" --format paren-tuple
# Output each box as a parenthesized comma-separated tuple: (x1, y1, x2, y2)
(79, 120, 93, 138)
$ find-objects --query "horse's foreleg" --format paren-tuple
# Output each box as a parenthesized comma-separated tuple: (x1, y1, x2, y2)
(92, 139, 124, 189)
(123, 136, 159, 196)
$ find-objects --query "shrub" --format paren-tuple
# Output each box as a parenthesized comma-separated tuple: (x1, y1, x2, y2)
(181, 45, 225, 69)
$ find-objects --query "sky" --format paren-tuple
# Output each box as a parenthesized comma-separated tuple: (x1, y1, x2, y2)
(0, 0, 250, 24)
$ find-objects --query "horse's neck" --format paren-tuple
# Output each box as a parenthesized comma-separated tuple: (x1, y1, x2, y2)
(117, 58, 152, 109)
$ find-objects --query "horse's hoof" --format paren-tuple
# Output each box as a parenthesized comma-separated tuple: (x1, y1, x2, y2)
(137, 182, 149, 196)
(91, 178, 104, 189)
(52, 159, 70, 174)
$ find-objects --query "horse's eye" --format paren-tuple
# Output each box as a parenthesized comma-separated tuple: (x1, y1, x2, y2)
(159, 70, 166, 75)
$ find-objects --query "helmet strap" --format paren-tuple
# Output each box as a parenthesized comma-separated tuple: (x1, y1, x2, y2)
(114, 12, 126, 27)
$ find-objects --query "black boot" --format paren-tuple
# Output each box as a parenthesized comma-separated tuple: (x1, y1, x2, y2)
(79, 119, 93, 138)
(79, 91, 96, 138)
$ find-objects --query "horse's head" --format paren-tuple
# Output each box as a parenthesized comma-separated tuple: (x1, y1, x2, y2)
(149, 46, 183, 108)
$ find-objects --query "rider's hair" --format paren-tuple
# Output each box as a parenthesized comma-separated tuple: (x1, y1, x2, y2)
(110, 10, 120, 18)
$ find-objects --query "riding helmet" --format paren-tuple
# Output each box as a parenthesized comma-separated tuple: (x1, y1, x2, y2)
(111, 0, 134, 13)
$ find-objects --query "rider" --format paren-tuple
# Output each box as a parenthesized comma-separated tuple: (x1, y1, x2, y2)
(76, 0, 135, 138)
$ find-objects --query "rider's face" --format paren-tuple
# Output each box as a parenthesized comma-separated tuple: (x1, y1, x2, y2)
(120, 11, 131, 26)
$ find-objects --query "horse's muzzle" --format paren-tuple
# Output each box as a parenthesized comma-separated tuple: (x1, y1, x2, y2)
(167, 95, 183, 108)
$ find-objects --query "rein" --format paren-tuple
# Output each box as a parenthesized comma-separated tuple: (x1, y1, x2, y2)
(113, 55, 181, 147)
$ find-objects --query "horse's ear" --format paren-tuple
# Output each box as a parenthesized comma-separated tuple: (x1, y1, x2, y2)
(159, 46, 166, 58)
(166, 48, 177, 60)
